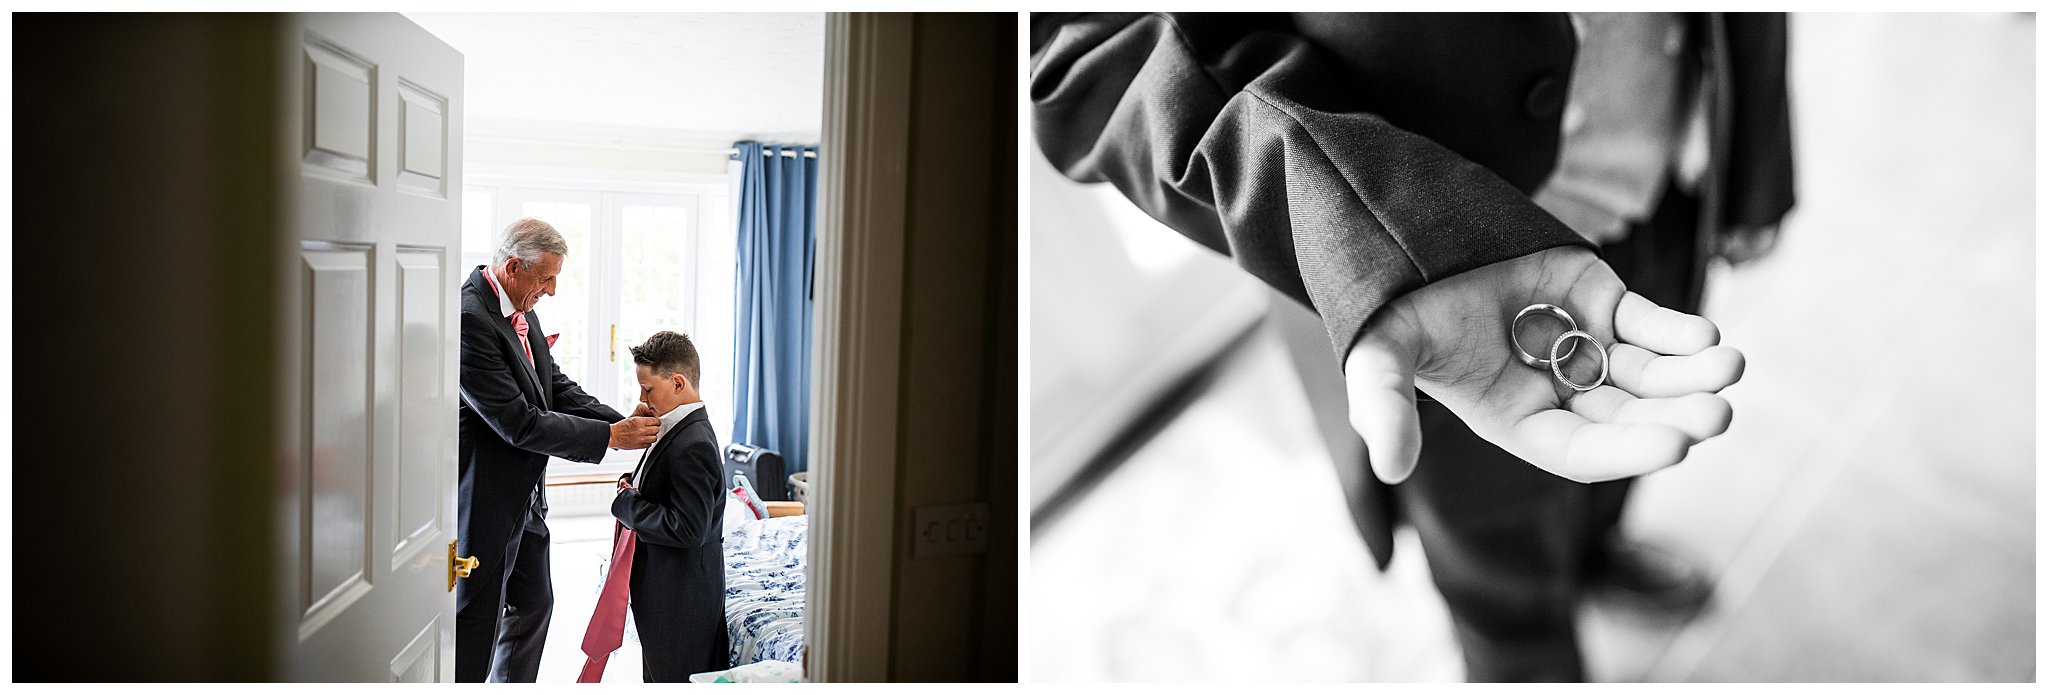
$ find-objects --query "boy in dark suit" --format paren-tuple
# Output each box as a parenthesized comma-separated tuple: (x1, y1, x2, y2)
(612, 331, 730, 681)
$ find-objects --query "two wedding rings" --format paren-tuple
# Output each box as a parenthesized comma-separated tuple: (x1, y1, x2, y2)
(1510, 304, 1609, 392)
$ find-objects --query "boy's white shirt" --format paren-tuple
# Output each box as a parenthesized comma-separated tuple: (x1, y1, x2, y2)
(633, 399, 706, 483)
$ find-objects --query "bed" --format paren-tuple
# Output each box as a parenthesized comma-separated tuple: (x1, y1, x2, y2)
(609, 507, 807, 672)
(721, 514, 807, 667)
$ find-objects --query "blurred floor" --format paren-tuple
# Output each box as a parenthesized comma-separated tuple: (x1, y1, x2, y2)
(1033, 327, 1461, 682)
(1587, 12, 2035, 682)
(537, 512, 647, 683)
(1029, 13, 2033, 682)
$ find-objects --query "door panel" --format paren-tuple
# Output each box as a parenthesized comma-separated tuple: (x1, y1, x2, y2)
(299, 243, 375, 634)
(281, 13, 462, 681)
(396, 79, 447, 197)
(393, 247, 446, 568)
(303, 36, 377, 181)
(390, 618, 440, 683)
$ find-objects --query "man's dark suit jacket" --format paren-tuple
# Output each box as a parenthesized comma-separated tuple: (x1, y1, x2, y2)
(457, 266, 623, 587)
(613, 405, 730, 681)
(1032, 13, 1794, 568)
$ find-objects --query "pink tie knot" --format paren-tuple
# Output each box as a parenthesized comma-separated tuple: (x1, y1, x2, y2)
(510, 312, 534, 366)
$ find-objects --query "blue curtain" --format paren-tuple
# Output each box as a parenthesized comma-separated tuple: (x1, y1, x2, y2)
(731, 142, 818, 474)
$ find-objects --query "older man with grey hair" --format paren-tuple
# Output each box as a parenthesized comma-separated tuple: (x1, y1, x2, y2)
(457, 217, 662, 682)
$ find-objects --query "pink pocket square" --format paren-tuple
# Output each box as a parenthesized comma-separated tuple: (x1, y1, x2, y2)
(546, 333, 560, 348)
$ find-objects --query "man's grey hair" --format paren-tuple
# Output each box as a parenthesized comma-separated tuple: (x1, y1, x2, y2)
(494, 217, 569, 267)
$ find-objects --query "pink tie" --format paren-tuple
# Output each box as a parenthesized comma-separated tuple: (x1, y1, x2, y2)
(510, 312, 535, 367)
(577, 522, 637, 682)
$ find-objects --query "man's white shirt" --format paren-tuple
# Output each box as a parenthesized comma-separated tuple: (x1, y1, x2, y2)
(485, 264, 518, 318)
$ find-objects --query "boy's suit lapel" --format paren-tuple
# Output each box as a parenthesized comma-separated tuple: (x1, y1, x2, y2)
(631, 428, 676, 485)
(632, 407, 712, 485)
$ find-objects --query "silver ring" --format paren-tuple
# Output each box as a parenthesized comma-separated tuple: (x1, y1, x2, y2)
(1511, 304, 1578, 368)
(1550, 330, 1609, 392)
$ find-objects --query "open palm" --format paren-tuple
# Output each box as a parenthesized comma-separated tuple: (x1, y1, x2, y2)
(1345, 247, 1745, 484)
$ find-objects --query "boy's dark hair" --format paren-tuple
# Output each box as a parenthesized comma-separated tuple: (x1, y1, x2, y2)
(629, 330, 701, 388)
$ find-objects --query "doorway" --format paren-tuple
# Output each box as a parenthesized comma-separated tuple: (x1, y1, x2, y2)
(408, 11, 824, 682)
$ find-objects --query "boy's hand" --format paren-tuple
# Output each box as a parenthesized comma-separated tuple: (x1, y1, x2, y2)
(1344, 247, 1743, 485)
(617, 473, 635, 492)
(630, 402, 656, 418)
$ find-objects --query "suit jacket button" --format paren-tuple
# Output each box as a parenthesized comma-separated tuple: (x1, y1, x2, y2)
(1524, 73, 1566, 120)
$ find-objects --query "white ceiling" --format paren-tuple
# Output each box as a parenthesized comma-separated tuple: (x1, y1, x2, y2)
(406, 12, 825, 143)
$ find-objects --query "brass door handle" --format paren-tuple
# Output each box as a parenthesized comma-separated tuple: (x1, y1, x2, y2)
(449, 540, 480, 591)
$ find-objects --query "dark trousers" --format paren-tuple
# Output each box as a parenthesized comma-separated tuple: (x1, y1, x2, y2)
(456, 506, 556, 683)
(629, 549, 732, 682)
(1398, 186, 1704, 682)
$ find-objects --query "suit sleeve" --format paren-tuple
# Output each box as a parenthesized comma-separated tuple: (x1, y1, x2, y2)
(1031, 13, 1592, 362)
(611, 438, 724, 549)
(459, 309, 611, 463)
(1721, 12, 1795, 230)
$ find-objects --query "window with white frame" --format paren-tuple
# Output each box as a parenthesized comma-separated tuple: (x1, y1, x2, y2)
(462, 175, 737, 477)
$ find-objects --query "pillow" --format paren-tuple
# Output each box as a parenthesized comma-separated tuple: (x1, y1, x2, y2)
(730, 473, 772, 520)
(688, 659, 802, 683)
(722, 490, 755, 535)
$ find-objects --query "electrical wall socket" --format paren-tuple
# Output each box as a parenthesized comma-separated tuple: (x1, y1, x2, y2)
(911, 502, 989, 559)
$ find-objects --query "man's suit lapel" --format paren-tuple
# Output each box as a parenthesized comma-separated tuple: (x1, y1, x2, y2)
(523, 312, 553, 410)
(505, 318, 548, 407)
(467, 267, 548, 403)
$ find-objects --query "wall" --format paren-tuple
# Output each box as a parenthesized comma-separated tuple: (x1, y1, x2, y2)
(12, 14, 286, 681)
(883, 12, 1019, 682)
(464, 132, 732, 179)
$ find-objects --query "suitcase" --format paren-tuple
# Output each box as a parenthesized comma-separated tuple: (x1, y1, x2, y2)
(723, 443, 789, 501)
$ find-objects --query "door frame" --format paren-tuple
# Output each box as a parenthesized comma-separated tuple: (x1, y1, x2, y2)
(807, 11, 914, 683)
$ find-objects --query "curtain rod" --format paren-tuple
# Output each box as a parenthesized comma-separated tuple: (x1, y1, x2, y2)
(728, 148, 819, 158)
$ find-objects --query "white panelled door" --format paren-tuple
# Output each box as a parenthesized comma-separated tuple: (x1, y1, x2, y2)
(279, 13, 462, 682)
